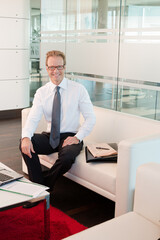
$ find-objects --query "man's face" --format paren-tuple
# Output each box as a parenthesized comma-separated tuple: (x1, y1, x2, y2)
(46, 56, 65, 85)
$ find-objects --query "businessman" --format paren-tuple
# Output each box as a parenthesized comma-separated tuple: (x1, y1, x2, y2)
(20, 50, 96, 193)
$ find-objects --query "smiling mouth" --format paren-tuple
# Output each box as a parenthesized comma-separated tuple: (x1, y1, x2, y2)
(52, 73, 60, 77)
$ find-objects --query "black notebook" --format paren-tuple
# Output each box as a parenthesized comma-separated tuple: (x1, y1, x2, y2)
(85, 143, 118, 163)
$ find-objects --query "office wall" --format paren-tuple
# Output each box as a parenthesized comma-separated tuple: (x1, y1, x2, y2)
(0, 0, 30, 110)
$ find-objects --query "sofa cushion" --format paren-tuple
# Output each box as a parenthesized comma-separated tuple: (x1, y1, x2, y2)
(39, 147, 117, 197)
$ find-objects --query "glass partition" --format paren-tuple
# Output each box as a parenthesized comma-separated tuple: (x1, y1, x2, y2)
(40, 0, 66, 77)
(118, 0, 160, 119)
(39, 0, 160, 120)
(30, 8, 41, 74)
(65, 0, 120, 110)
(30, 6, 41, 104)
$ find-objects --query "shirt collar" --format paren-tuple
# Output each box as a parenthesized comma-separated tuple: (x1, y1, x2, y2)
(49, 77, 68, 92)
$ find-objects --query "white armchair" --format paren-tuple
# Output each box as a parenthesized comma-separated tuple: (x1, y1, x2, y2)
(64, 162, 160, 240)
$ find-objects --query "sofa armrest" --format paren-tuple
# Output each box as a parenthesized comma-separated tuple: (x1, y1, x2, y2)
(21, 108, 30, 128)
(115, 134, 160, 217)
(134, 162, 160, 226)
(21, 108, 47, 133)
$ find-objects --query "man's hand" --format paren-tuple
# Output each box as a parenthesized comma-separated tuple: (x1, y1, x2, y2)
(21, 137, 35, 158)
(62, 136, 79, 147)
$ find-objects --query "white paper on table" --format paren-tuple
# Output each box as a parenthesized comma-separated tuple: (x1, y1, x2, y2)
(0, 180, 48, 197)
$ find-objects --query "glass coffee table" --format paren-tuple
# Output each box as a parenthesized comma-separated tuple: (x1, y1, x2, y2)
(0, 162, 50, 240)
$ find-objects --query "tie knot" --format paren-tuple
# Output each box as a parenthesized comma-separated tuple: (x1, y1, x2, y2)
(56, 86, 60, 92)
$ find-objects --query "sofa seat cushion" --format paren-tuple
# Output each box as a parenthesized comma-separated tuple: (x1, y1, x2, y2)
(63, 212, 160, 240)
(39, 147, 117, 196)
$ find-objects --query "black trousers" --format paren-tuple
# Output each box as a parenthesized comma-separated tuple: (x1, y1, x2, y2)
(20, 132, 83, 190)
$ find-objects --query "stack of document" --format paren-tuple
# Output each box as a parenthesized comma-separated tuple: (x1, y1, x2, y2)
(0, 179, 48, 198)
(85, 143, 118, 163)
(87, 143, 117, 158)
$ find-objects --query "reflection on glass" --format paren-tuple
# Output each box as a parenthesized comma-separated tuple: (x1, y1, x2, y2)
(118, 0, 160, 119)
(41, 0, 66, 31)
(65, 0, 120, 114)
(117, 86, 159, 119)
(30, 8, 41, 75)
(70, 77, 115, 109)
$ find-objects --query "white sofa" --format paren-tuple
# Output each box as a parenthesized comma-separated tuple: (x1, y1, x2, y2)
(22, 106, 160, 217)
(63, 162, 160, 240)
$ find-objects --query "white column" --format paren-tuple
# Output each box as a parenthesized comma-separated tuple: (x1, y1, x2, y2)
(0, 0, 30, 110)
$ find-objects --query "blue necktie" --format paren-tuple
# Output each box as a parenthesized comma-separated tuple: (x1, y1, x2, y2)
(49, 86, 61, 148)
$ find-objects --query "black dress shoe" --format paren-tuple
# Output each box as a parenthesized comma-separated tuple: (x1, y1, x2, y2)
(23, 201, 41, 209)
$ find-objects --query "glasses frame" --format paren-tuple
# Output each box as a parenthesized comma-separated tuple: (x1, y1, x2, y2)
(47, 65, 65, 71)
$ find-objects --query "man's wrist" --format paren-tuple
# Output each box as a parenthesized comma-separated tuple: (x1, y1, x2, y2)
(74, 136, 80, 143)
(21, 137, 30, 142)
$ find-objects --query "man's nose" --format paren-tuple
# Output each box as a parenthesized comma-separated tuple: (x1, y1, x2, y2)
(53, 68, 59, 72)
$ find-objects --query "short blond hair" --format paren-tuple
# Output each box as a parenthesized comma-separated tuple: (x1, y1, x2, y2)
(45, 50, 66, 66)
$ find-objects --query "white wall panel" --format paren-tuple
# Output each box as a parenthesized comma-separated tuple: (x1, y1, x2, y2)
(0, 0, 30, 19)
(0, 50, 29, 80)
(0, 18, 29, 49)
(0, 80, 29, 110)
(0, 0, 30, 110)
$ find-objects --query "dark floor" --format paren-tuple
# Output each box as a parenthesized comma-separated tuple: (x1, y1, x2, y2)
(0, 115, 115, 228)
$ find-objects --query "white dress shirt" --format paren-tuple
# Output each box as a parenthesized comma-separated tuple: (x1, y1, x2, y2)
(22, 78, 96, 141)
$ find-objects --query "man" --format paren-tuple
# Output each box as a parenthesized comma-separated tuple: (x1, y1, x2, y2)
(20, 50, 96, 194)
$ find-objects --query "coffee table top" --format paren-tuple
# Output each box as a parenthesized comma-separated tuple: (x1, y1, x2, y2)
(0, 162, 49, 211)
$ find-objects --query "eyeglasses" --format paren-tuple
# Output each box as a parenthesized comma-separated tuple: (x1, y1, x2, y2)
(47, 65, 64, 71)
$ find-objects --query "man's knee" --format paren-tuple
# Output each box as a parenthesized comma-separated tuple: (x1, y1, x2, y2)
(59, 144, 81, 158)
(58, 153, 75, 172)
